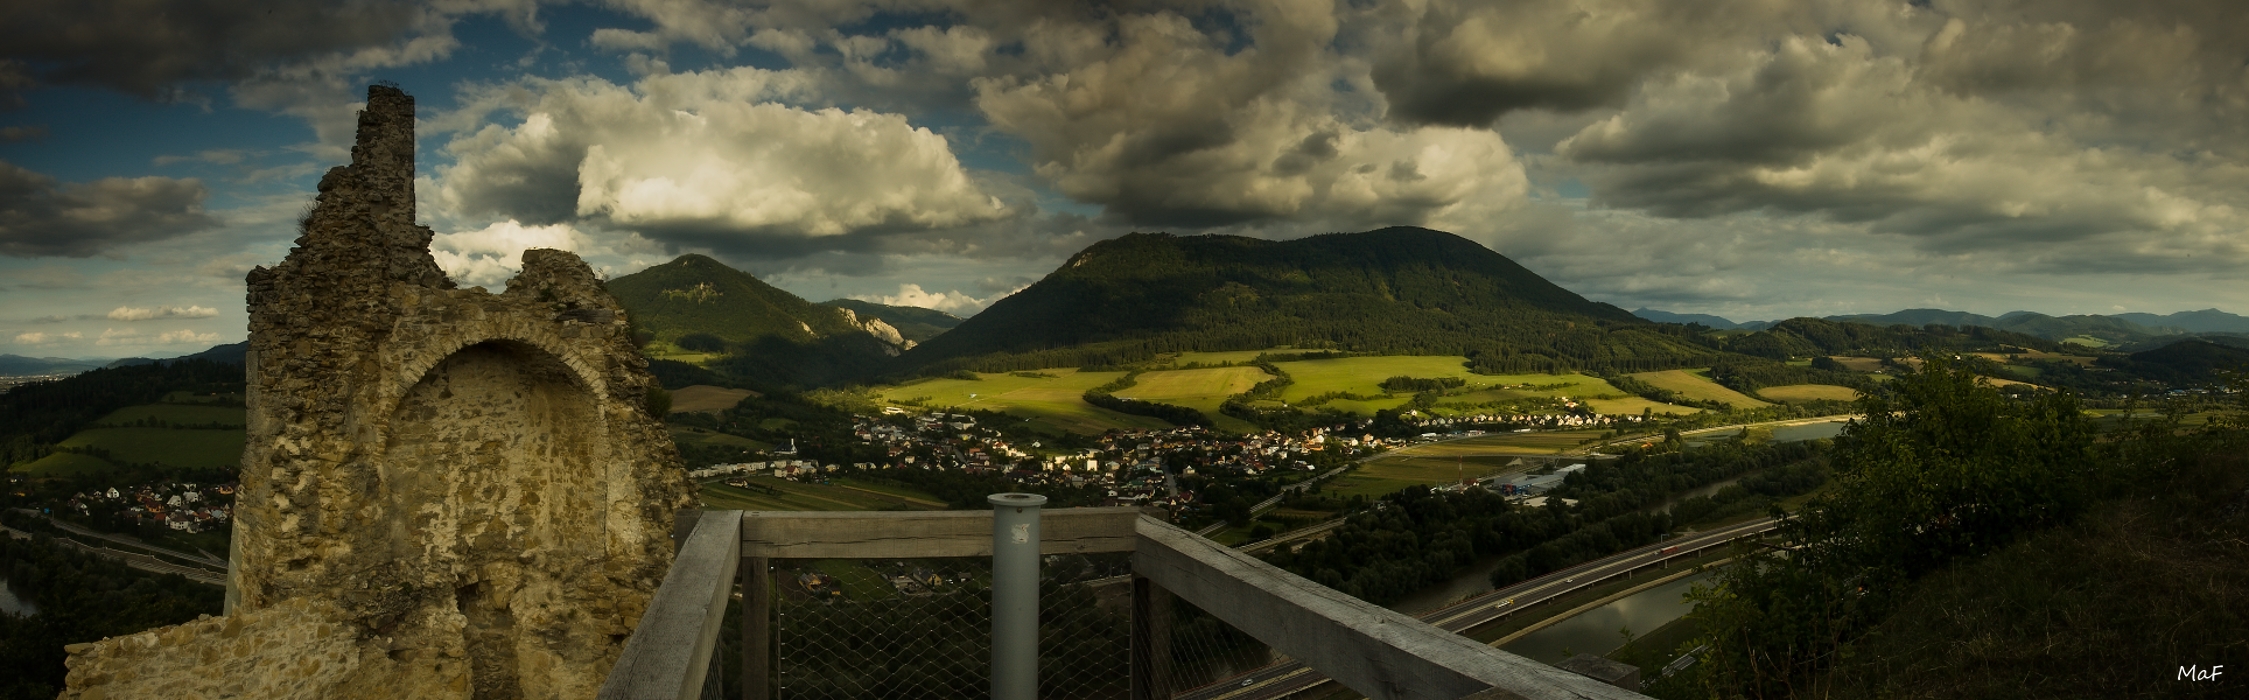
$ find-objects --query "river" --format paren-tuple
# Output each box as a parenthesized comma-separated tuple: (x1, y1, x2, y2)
(1497, 569, 1715, 664)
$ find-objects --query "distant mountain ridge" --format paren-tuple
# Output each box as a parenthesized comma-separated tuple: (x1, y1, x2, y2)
(1630, 308, 1771, 331)
(607, 254, 918, 387)
(1635, 306, 2248, 348)
(900, 226, 1716, 374)
(0, 355, 114, 376)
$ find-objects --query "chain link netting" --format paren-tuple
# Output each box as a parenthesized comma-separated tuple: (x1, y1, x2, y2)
(1161, 597, 1280, 699)
(770, 553, 1132, 699)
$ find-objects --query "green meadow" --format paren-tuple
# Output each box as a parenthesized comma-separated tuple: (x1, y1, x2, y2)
(875, 369, 1173, 434)
(1626, 369, 1772, 409)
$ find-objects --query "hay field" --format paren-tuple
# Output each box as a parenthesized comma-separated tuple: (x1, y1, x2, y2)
(1758, 384, 1861, 403)
(669, 384, 758, 413)
(1626, 370, 1772, 409)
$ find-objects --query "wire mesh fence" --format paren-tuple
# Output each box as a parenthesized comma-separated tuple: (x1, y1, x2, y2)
(1161, 596, 1280, 698)
(768, 552, 1133, 700)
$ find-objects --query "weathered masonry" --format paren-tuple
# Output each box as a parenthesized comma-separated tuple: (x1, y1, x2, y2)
(60, 85, 693, 700)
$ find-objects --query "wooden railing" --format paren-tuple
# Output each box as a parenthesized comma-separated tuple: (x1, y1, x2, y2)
(599, 508, 1652, 700)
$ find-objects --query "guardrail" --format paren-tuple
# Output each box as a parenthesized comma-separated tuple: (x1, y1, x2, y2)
(599, 507, 1653, 700)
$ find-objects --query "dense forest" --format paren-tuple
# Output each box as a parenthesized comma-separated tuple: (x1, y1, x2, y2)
(0, 517, 223, 699)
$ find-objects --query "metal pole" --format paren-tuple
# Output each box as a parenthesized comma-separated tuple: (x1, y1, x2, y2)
(990, 492, 1046, 700)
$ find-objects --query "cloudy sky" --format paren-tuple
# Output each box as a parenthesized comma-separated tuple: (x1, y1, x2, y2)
(3, 0, 2245, 358)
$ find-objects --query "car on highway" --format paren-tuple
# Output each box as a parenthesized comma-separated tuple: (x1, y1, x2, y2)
(1493, 597, 1515, 609)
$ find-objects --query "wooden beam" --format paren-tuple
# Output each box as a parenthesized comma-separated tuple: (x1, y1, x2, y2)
(739, 507, 1139, 559)
(1129, 575, 1173, 700)
(1132, 516, 1649, 700)
(742, 556, 770, 700)
(601, 511, 743, 700)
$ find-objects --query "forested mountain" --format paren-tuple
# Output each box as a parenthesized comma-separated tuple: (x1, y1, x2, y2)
(2102, 339, 2249, 385)
(819, 299, 962, 344)
(2112, 308, 2249, 334)
(896, 227, 1715, 375)
(1719, 317, 2059, 360)
(607, 254, 903, 388)
(1822, 307, 2225, 346)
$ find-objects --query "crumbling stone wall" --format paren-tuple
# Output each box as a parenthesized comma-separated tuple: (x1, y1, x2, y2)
(61, 85, 693, 700)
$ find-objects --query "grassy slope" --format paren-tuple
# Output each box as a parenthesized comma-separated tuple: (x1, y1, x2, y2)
(1627, 369, 1772, 409)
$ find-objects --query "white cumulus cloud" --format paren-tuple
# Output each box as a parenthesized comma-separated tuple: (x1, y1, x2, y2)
(855, 283, 1017, 316)
(12, 330, 80, 345)
(107, 304, 218, 321)
(433, 68, 1009, 248)
(156, 329, 220, 345)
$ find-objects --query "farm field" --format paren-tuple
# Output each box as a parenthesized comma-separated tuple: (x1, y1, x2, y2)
(1758, 384, 1860, 403)
(1116, 366, 1272, 400)
(1626, 369, 1771, 409)
(56, 427, 244, 469)
(1582, 396, 1703, 415)
(92, 404, 245, 427)
(876, 369, 1172, 434)
(1114, 366, 1272, 433)
(1272, 355, 1483, 403)
(668, 384, 758, 413)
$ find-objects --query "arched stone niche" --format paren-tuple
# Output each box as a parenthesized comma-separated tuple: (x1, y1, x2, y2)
(383, 340, 611, 699)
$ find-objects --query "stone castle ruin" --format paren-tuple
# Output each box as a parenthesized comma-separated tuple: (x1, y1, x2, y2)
(60, 85, 694, 699)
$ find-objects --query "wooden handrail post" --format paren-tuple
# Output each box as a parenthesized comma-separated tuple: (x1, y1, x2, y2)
(1130, 575, 1173, 700)
(743, 556, 771, 700)
(599, 510, 742, 700)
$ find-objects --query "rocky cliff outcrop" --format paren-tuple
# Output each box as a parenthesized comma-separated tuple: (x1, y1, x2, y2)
(60, 84, 695, 700)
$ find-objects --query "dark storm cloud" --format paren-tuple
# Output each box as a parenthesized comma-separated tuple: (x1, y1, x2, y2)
(0, 160, 219, 257)
(0, 0, 424, 99)
(1367, 0, 1804, 127)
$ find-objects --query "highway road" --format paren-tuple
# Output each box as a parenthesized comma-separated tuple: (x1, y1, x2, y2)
(1175, 517, 1781, 700)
